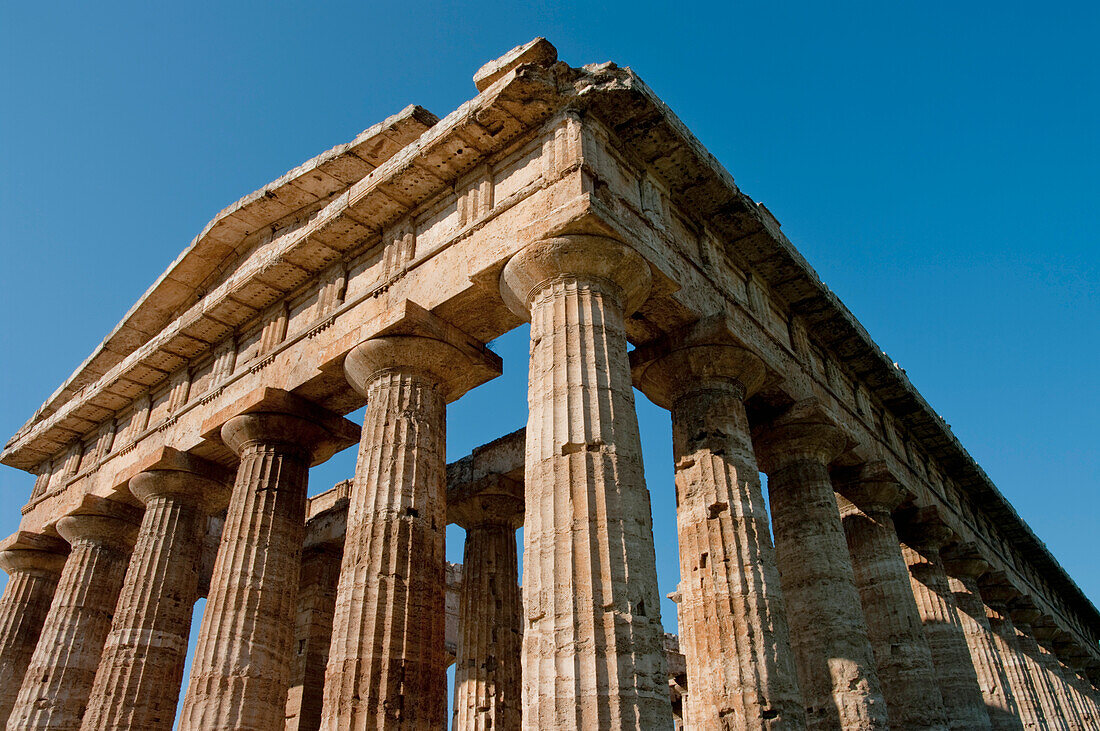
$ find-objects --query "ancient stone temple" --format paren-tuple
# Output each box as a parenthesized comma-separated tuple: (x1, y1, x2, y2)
(1, 38, 1097, 730)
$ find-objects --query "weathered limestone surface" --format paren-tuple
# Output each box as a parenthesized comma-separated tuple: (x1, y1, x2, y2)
(900, 512, 993, 731)
(8, 506, 140, 731)
(634, 337, 804, 729)
(0, 538, 68, 728)
(2, 38, 1100, 731)
(451, 478, 524, 731)
(285, 544, 343, 731)
(501, 235, 673, 730)
(1014, 618, 1072, 730)
(942, 547, 1022, 730)
(321, 322, 501, 730)
(753, 401, 888, 730)
(81, 465, 229, 731)
(835, 465, 949, 731)
(985, 596, 1050, 729)
(179, 399, 357, 731)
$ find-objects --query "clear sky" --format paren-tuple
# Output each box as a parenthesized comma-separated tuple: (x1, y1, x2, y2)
(1, 0, 1097, 715)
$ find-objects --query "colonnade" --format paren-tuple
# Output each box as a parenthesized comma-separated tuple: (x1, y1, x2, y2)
(1, 235, 1098, 730)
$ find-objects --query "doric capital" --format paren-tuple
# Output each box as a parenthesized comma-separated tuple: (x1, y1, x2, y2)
(832, 461, 909, 515)
(448, 474, 524, 530)
(633, 344, 766, 409)
(211, 389, 360, 466)
(56, 505, 141, 553)
(343, 300, 501, 402)
(1008, 597, 1043, 626)
(345, 336, 495, 403)
(0, 546, 68, 577)
(751, 399, 847, 473)
(941, 541, 990, 580)
(499, 235, 652, 318)
(898, 505, 957, 553)
(976, 569, 1021, 607)
(130, 468, 232, 515)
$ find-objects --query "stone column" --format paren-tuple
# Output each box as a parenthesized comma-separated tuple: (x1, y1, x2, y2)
(499, 235, 673, 730)
(321, 324, 500, 730)
(81, 464, 229, 731)
(8, 504, 141, 731)
(984, 595, 1048, 729)
(753, 400, 888, 730)
(0, 536, 68, 727)
(285, 544, 342, 731)
(1064, 660, 1100, 730)
(1014, 616, 1071, 731)
(834, 464, 949, 730)
(633, 338, 804, 729)
(942, 546, 1022, 730)
(450, 477, 524, 731)
(899, 510, 993, 731)
(180, 395, 357, 731)
(1043, 648, 1089, 731)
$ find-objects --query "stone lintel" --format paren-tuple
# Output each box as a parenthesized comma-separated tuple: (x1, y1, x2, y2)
(199, 387, 360, 466)
(349, 299, 502, 402)
(473, 37, 558, 92)
(445, 427, 526, 489)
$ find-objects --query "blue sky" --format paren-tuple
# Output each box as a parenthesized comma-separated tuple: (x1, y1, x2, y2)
(1, 0, 1097, 711)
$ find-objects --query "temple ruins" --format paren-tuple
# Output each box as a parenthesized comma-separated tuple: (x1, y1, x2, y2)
(1, 38, 1097, 730)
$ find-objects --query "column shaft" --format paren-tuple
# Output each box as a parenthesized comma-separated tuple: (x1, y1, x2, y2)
(504, 238, 671, 729)
(986, 603, 1047, 729)
(453, 522, 522, 730)
(840, 500, 949, 730)
(180, 412, 325, 731)
(82, 470, 225, 731)
(902, 542, 993, 730)
(948, 572, 1022, 729)
(667, 381, 803, 728)
(285, 545, 342, 731)
(0, 548, 67, 727)
(765, 457, 888, 729)
(1015, 624, 1070, 730)
(321, 369, 448, 728)
(8, 513, 138, 731)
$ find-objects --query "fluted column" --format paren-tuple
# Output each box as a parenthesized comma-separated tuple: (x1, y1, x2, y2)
(500, 235, 673, 730)
(835, 464, 949, 730)
(82, 465, 229, 731)
(942, 547, 1022, 730)
(1014, 618, 1071, 730)
(450, 479, 524, 731)
(1064, 661, 1100, 730)
(180, 402, 354, 731)
(321, 328, 500, 730)
(0, 539, 68, 727)
(8, 506, 140, 731)
(899, 511, 992, 731)
(753, 400, 888, 730)
(633, 339, 804, 729)
(984, 597, 1048, 729)
(285, 544, 342, 731)
(1042, 648, 1089, 731)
